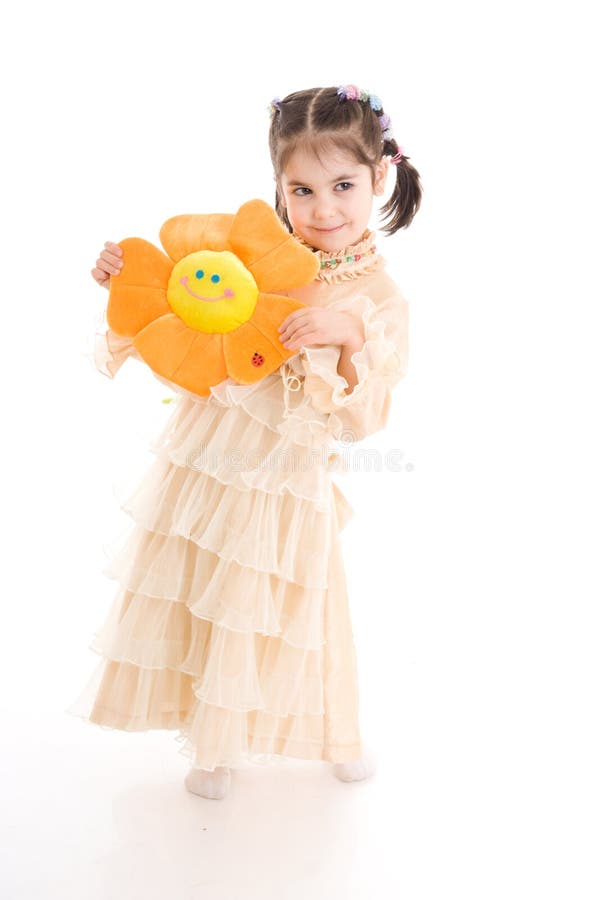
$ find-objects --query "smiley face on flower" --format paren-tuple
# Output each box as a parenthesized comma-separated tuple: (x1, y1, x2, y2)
(168, 250, 260, 333)
(106, 199, 319, 396)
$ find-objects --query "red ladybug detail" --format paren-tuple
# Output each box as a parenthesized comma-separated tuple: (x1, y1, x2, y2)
(251, 352, 265, 367)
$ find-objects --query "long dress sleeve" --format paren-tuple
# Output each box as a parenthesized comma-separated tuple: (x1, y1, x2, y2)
(90, 301, 142, 378)
(94, 327, 140, 378)
(297, 283, 408, 443)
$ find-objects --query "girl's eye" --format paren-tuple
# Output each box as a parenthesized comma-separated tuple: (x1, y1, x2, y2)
(336, 182, 353, 191)
(293, 187, 311, 196)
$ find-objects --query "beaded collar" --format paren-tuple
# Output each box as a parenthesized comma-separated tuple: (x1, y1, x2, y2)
(292, 229, 382, 283)
(319, 244, 378, 270)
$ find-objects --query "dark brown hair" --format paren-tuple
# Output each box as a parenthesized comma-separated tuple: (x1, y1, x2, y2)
(268, 86, 422, 236)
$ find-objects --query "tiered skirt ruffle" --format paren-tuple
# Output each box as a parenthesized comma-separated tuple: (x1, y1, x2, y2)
(67, 379, 362, 771)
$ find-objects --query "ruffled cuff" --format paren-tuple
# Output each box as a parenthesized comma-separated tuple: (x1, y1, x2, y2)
(93, 327, 140, 378)
(297, 294, 407, 440)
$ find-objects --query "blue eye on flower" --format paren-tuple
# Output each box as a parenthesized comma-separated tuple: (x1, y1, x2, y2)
(211, 274, 221, 284)
(195, 270, 205, 279)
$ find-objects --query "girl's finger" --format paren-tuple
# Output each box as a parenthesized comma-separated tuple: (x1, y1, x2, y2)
(286, 333, 321, 349)
(91, 267, 110, 286)
(282, 310, 318, 336)
(100, 250, 124, 268)
(281, 323, 307, 343)
(96, 256, 122, 275)
(103, 241, 122, 255)
(284, 327, 321, 347)
(278, 309, 311, 333)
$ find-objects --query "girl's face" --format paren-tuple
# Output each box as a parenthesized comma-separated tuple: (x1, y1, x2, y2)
(278, 145, 388, 253)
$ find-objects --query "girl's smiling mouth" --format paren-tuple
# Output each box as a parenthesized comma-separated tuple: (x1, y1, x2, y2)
(180, 275, 235, 302)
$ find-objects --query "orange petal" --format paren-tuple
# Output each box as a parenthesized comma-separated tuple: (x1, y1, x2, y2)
(133, 314, 227, 397)
(223, 293, 307, 385)
(228, 199, 319, 293)
(159, 214, 235, 262)
(106, 238, 172, 337)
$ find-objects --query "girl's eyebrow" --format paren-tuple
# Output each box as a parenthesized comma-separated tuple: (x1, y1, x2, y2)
(285, 173, 358, 187)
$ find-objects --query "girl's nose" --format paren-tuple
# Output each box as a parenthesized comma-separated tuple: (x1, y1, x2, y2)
(313, 196, 336, 220)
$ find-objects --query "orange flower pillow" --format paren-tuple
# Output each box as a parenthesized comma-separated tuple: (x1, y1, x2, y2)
(106, 199, 319, 396)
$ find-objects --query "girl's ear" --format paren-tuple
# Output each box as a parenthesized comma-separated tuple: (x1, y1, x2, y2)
(373, 157, 390, 196)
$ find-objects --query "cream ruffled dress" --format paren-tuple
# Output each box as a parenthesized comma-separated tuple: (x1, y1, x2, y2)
(67, 230, 409, 772)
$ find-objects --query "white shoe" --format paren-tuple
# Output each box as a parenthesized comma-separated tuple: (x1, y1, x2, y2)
(332, 758, 375, 783)
(185, 765, 231, 799)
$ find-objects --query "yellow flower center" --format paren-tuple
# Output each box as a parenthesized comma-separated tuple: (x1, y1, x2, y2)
(167, 250, 259, 334)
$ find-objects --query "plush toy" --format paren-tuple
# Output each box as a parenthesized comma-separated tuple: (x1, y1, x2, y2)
(106, 199, 319, 396)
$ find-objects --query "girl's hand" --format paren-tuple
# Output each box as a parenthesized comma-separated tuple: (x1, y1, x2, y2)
(91, 241, 123, 289)
(278, 308, 363, 351)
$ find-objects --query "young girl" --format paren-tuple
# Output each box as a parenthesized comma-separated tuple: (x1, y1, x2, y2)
(71, 84, 422, 801)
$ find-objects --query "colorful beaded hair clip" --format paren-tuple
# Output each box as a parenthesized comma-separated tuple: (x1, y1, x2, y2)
(337, 84, 406, 163)
(268, 97, 281, 118)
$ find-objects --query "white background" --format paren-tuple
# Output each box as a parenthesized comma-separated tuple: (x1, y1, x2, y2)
(1, 0, 598, 897)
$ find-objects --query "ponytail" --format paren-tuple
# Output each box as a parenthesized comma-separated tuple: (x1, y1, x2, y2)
(378, 136, 422, 235)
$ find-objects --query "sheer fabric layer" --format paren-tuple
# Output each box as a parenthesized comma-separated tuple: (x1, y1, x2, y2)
(69, 391, 363, 769)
